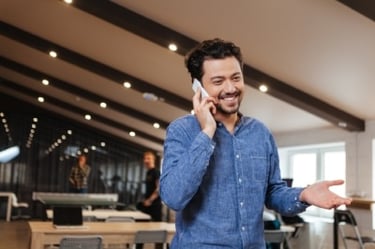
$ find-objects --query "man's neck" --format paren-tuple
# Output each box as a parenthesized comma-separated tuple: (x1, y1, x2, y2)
(215, 112, 239, 134)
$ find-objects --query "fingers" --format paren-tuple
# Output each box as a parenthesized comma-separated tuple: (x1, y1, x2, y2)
(326, 179, 345, 187)
(192, 88, 217, 114)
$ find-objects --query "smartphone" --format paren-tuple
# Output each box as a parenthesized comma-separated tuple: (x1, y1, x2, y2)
(192, 78, 209, 98)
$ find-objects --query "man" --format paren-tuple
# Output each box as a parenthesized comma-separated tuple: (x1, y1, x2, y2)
(160, 38, 352, 248)
(69, 154, 91, 193)
(137, 151, 162, 221)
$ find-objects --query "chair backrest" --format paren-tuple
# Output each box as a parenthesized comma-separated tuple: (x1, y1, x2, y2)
(264, 230, 286, 243)
(334, 209, 358, 226)
(134, 230, 167, 244)
(105, 216, 135, 222)
(11, 193, 18, 206)
(59, 236, 102, 249)
(334, 209, 365, 249)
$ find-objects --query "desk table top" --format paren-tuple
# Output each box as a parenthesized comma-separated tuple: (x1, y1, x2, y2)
(46, 209, 151, 220)
(28, 221, 175, 234)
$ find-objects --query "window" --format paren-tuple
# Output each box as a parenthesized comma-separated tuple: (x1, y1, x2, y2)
(279, 143, 346, 218)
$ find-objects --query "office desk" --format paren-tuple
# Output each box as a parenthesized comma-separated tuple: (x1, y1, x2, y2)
(28, 221, 175, 249)
(46, 209, 151, 221)
(0, 192, 13, 222)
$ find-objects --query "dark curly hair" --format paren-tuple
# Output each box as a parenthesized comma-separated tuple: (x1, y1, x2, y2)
(185, 38, 243, 82)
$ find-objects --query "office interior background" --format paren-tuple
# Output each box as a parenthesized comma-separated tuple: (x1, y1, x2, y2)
(1, 0, 375, 226)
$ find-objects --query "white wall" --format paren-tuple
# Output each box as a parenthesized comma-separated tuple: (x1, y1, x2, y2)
(274, 119, 375, 199)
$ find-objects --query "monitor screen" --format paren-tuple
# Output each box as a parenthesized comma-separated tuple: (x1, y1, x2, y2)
(53, 206, 83, 226)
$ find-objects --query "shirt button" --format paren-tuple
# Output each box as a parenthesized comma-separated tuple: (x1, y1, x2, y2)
(240, 202, 244, 207)
(239, 178, 242, 183)
(241, 226, 245, 231)
(236, 154, 240, 159)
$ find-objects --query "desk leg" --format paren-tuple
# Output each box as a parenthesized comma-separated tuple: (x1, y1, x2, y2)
(6, 195, 12, 222)
(333, 216, 338, 249)
(30, 232, 43, 249)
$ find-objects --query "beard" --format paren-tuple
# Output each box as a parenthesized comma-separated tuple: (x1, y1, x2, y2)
(216, 91, 242, 115)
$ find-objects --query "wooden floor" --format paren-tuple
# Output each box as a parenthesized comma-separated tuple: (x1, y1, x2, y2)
(2, 218, 375, 249)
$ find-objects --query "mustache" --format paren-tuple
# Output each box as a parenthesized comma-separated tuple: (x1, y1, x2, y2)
(218, 91, 240, 99)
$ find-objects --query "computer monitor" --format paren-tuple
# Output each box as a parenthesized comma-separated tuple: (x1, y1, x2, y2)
(53, 206, 83, 227)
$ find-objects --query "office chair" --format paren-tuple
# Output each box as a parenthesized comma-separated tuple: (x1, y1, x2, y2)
(132, 230, 167, 249)
(59, 236, 102, 249)
(105, 216, 135, 249)
(334, 209, 375, 249)
(264, 229, 286, 245)
(11, 193, 29, 220)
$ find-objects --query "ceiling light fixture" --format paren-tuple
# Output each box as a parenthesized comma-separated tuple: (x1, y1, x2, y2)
(64, 0, 73, 4)
(49, 50, 57, 58)
(37, 96, 45, 102)
(168, 43, 178, 51)
(129, 131, 136, 137)
(153, 122, 160, 129)
(123, 81, 131, 88)
(338, 121, 347, 128)
(84, 114, 91, 120)
(143, 92, 158, 101)
(99, 102, 107, 108)
(42, 79, 49, 85)
(259, 84, 268, 93)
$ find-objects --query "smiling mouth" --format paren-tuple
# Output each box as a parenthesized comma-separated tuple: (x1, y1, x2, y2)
(219, 93, 239, 101)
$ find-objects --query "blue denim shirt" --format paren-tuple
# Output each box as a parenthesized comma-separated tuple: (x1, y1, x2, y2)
(160, 114, 308, 249)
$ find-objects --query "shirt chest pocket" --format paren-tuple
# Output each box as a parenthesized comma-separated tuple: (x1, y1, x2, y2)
(246, 154, 268, 182)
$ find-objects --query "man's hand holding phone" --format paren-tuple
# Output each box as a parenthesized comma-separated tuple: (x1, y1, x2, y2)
(192, 79, 217, 137)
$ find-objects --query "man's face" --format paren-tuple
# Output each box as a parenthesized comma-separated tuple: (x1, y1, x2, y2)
(143, 154, 155, 168)
(201, 56, 244, 115)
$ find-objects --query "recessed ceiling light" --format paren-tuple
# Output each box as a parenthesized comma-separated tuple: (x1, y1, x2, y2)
(259, 84, 268, 93)
(49, 50, 57, 58)
(84, 114, 92, 120)
(338, 121, 347, 128)
(168, 43, 178, 51)
(123, 81, 131, 88)
(129, 131, 136, 137)
(100, 102, 107, 108)
(42, 79, 49, 85)
(64, 0, 73, 4)
(153, 122, 160, 129)
(100, 142, 106, 147)
(37, 96, 45, 102)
